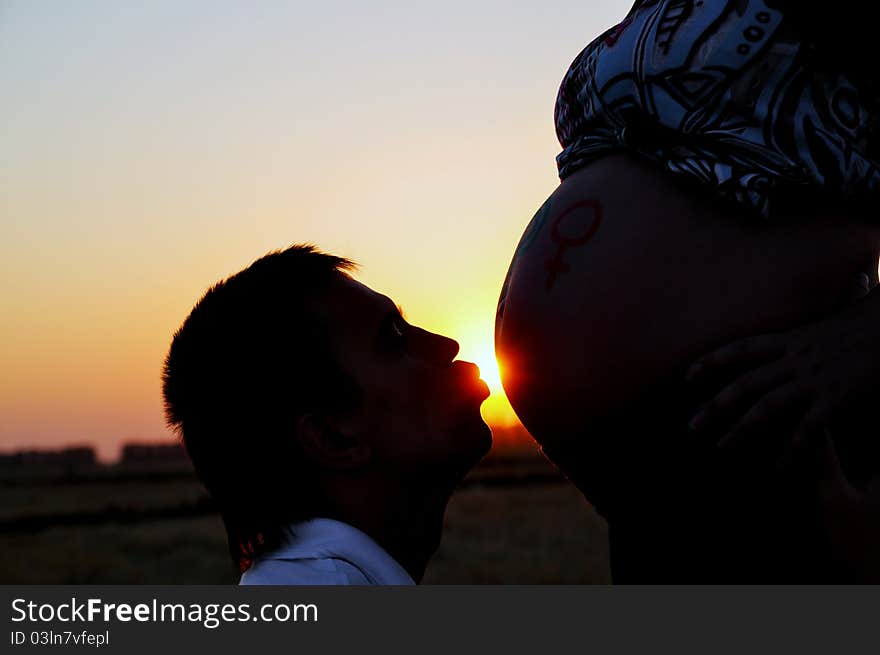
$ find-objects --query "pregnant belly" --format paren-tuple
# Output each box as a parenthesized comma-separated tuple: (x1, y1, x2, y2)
(495, 153, 880, 451)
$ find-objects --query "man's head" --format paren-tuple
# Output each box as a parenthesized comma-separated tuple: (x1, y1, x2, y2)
(162, 245, 491, 571)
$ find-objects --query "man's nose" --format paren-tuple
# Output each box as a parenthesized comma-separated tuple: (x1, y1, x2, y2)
(413, 327, 459, 365)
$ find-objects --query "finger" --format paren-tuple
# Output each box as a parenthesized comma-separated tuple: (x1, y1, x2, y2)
(781, 407, 831, 470)
(687, 334, 786, 383)
(802, 428, 854, 503)
(689, 360, 793, 432)
(791, 402, 833, 451)
(717, 383, 807, 448)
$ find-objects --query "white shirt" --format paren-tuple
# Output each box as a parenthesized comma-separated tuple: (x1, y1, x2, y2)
(239, 518, 415, 585)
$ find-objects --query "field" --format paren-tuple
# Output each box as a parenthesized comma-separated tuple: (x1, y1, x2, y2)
(0, 448, 610, 584)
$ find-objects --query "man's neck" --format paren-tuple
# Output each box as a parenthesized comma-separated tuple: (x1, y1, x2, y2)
(321, 474, 453, 583)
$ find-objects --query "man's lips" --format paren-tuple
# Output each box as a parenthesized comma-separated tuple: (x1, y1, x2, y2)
(473, 376, 491, 401)
(450, 360, 491, 403)
(471, 378, 492, 404)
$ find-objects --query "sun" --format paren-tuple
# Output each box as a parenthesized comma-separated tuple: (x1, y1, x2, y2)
(471, 347, 520, 428)
(471, 344, 503, 393)
(450, 322, 520, 427)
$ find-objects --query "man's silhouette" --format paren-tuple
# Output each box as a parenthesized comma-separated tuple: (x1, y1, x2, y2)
(162, 244, 491, 584)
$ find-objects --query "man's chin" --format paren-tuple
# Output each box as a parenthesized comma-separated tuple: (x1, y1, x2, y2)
(454, 413, 493, 464)
(475, 419, 493, 457)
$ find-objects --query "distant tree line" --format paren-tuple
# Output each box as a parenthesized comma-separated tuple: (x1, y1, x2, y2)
(0, 442, 190, 479)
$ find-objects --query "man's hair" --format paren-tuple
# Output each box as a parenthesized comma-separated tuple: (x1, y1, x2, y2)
(162, 244, 359, 573)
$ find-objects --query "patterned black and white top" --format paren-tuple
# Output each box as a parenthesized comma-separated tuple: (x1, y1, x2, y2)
(554, 0, 880, 219)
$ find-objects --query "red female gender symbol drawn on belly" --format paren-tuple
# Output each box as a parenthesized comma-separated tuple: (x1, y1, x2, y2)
(544, 199, 603, 290)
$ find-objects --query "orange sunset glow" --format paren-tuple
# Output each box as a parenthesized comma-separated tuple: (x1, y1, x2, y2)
(0, 1, 626, 461)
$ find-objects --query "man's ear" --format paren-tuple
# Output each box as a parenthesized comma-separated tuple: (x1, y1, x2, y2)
(295, 413, 371, 470)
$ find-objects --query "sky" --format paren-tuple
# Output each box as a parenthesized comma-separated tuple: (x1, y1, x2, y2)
(0, 1, 630, 460)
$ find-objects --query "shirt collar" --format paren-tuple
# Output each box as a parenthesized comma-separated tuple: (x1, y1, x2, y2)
(265, 518, 416, 585)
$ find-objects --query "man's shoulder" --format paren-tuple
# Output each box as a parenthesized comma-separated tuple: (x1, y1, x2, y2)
(238, 518, 414, 585)
(239, 556, 371, 586)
